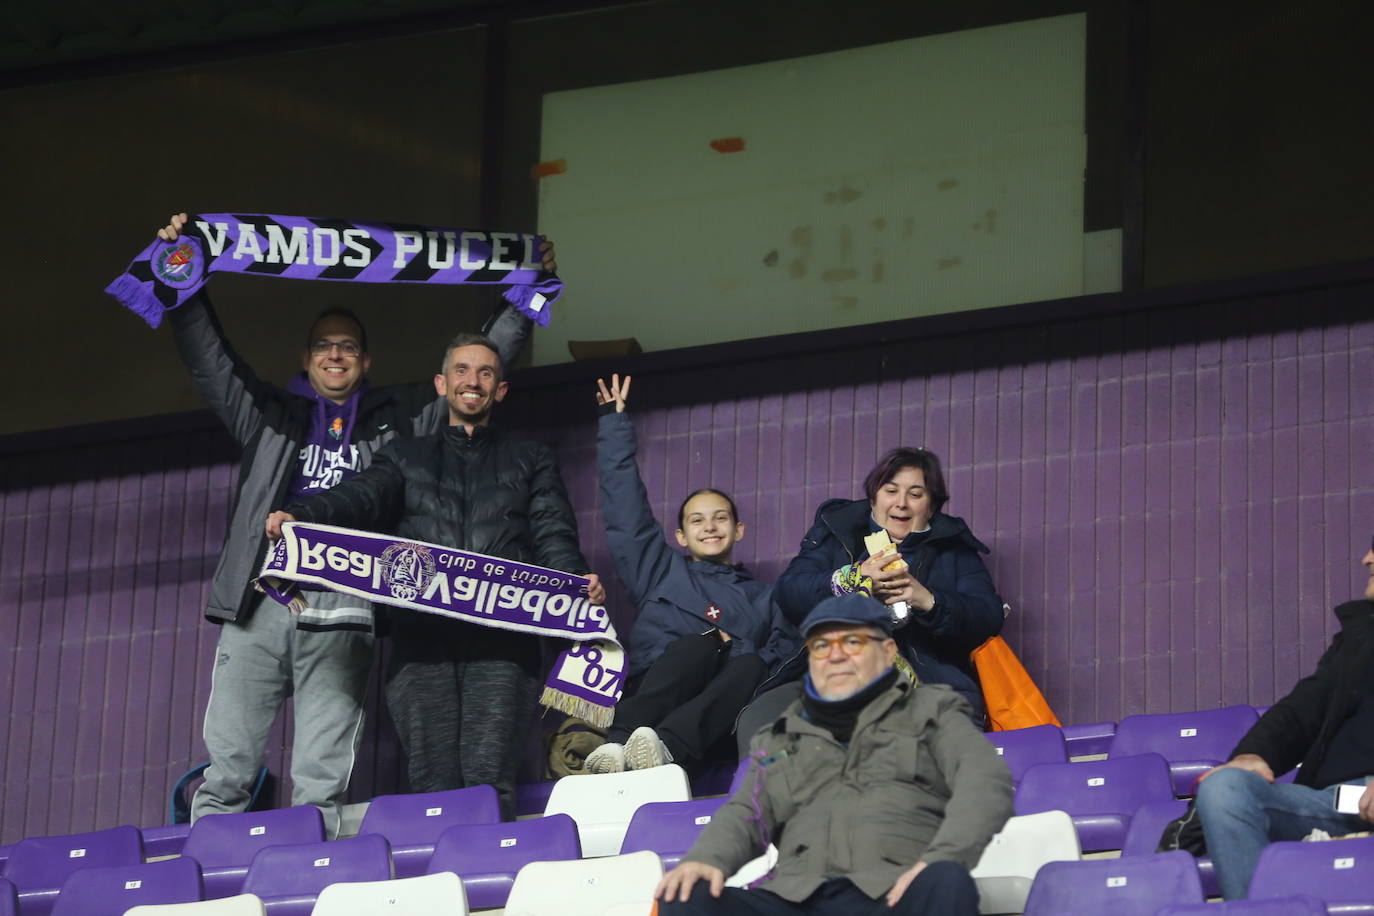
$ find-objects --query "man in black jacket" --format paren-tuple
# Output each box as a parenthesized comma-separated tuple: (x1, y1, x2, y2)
(156, 212, 542, 837)
(1194, 541, 1374, 899)
(269, 333, 604, 816)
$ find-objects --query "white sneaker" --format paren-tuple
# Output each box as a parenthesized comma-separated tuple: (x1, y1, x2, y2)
(585, 742, 626, 774)
(624, 726, 673, 770)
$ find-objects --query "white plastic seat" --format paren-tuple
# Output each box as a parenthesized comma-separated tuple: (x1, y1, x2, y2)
(310, 872, 468, 916)
(971, 810, 1082, 914)
(503, 849, 663, 916)
(544, 765, 691, 857)
(125, 895, 266, 916)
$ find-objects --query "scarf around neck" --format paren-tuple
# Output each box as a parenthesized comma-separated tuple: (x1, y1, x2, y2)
(801, 667, 900, 743)
(105, 213, 562, 328)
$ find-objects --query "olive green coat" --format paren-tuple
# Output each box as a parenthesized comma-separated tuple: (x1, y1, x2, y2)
(687, 679, 1014, 902)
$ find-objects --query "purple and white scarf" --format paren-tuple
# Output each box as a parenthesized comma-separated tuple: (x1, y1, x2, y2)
(256, 521, 623, 726)
(105, 213, 562, 328)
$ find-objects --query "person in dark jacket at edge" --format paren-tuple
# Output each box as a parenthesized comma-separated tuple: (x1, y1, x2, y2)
(267, 332, 605, 818)
(156, 212, 548, 837)
(737, 447, 1004, 754)
(656, 593, 1013, 916)
(582, 374, 799, 775)
(1194, 539, 1374, 900)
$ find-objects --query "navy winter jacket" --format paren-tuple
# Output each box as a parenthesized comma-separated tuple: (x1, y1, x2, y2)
(598, 411, 798, 678)
(775, 498, 1004, 712)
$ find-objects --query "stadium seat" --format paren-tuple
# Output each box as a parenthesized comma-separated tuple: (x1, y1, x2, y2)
(356, 785, 500, 878)
(1118, 798, 1220, 897)
(426, 812, 580, 910)
(726, 757, 752, 796)
(1021, 850, 1205, 916)
(141, 825, 192, 861)
(239, 835, 391, 916)
(2, 825, 144, 916)
(51, 857, 203, 916)
(0, 878, 15, 916)
(619, 798, 727, 870)
(985, 725, 1069, 783)
(125, 896, 266, 915)
(1247, 835, 1374, 913)
(1156, 896, 1329, 915)
(513, 781, 555, 818)
(1061, 721, 1115, 757)
(544, 765, 691, 856)
(1108, 705, 1258, 796)
(969, 810, 1080, 915)
(309, 872, 468, 916)
(181, 807, 324, 899)
(503, 850, 662, 916)
(1014, 753, 1175, 851)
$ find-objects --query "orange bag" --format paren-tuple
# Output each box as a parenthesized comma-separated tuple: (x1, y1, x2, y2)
(972, 635, 1061, 731)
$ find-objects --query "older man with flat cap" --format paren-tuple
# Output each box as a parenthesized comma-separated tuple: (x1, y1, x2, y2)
(656, 593, 1013, 916)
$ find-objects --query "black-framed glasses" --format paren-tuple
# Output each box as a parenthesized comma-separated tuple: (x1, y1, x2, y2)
(310, 340, 362, 357)
(805, 632, 888, 658)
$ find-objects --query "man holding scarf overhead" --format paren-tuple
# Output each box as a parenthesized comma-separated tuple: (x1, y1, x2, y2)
(266, 331, 604, 818)
(151, 212, 549, 836)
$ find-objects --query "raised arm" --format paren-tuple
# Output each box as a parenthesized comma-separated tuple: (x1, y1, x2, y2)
(594, 374, 676, 606)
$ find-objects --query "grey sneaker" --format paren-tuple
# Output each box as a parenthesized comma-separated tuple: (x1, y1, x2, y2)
(624, 726, 673, 770)
(584, 742, 625, 774)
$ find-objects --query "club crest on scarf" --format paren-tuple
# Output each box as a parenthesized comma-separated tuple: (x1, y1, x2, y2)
(380, 542, 436, 602)
(153, 240, 204, 288)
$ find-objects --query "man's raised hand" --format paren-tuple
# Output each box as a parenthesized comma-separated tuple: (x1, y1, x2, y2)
(157, 212, 189, 241)
(595, 374, 632, 413)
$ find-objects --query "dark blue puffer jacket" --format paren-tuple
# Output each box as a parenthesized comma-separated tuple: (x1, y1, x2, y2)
(598, 411, 799, 678)
(775, 498, 1005, 714)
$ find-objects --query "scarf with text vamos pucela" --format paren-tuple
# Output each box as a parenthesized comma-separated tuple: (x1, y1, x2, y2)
(105, 213, 562, 327)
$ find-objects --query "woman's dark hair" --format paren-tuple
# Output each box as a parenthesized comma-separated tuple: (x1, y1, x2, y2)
(677, 488, 740, 528)
(861, 447, 949, 513)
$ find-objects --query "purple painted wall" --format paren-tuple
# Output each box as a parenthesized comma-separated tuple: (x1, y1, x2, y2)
(2, 273, 1371, 843)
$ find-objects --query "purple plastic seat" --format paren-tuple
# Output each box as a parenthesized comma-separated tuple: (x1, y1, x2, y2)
(1014, 753, 1175, 851)
(619, 798, 727, 870)
(690, 761, 737, 798)
(357, 785, 500, 878)
(0, 878, 16, 916)
(1021, 850, 1204, 916)
(140, 824, 191, 861)
(726, 757, 752, 796)
(1248, 835, 1374, 913)
(1157, 896, 1328, 915)
(2, 826, 144, 916)
(181, 807, 324, 900)
(1119, 798, 1219, 897)
(51, 856, 203, 916)
(986, 724, 1069, 782)
(1061, 721, 1116, 757)
(426, 813, 580, 910)
(240, 834, 391, 916)
(1109, 705, 1259, 796)
(514, 781, 555, 817)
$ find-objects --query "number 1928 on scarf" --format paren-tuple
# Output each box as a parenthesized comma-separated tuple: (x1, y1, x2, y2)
(105, 213, 563, 329)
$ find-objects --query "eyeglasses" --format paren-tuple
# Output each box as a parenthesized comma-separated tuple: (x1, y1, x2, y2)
(806, 632, 888, 658)
(310, 340, 362, 357)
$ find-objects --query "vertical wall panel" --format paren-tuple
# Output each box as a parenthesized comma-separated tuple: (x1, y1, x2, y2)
(2, 277, 1372, 842)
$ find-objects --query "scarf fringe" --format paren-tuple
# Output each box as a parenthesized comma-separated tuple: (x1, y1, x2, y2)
(540, 685, 614, 729)
(104, 275, 165, 328)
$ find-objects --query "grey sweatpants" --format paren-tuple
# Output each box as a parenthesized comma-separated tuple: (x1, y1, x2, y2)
(192, 595, 372, 838)
(384, 619, 541, 820)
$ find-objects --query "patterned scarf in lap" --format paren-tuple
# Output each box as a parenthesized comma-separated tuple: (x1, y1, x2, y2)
(105, 213, 562, 327)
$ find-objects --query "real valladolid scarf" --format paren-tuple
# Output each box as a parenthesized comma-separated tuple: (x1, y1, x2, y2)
(257, 522, 624, 727)
(105, 213, 562, 328)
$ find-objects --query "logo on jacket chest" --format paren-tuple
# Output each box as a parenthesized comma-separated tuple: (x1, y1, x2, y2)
(705, 604, 722, 622)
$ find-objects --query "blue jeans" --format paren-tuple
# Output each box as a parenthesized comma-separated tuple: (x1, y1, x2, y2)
(1194, 767, 1370, 900)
